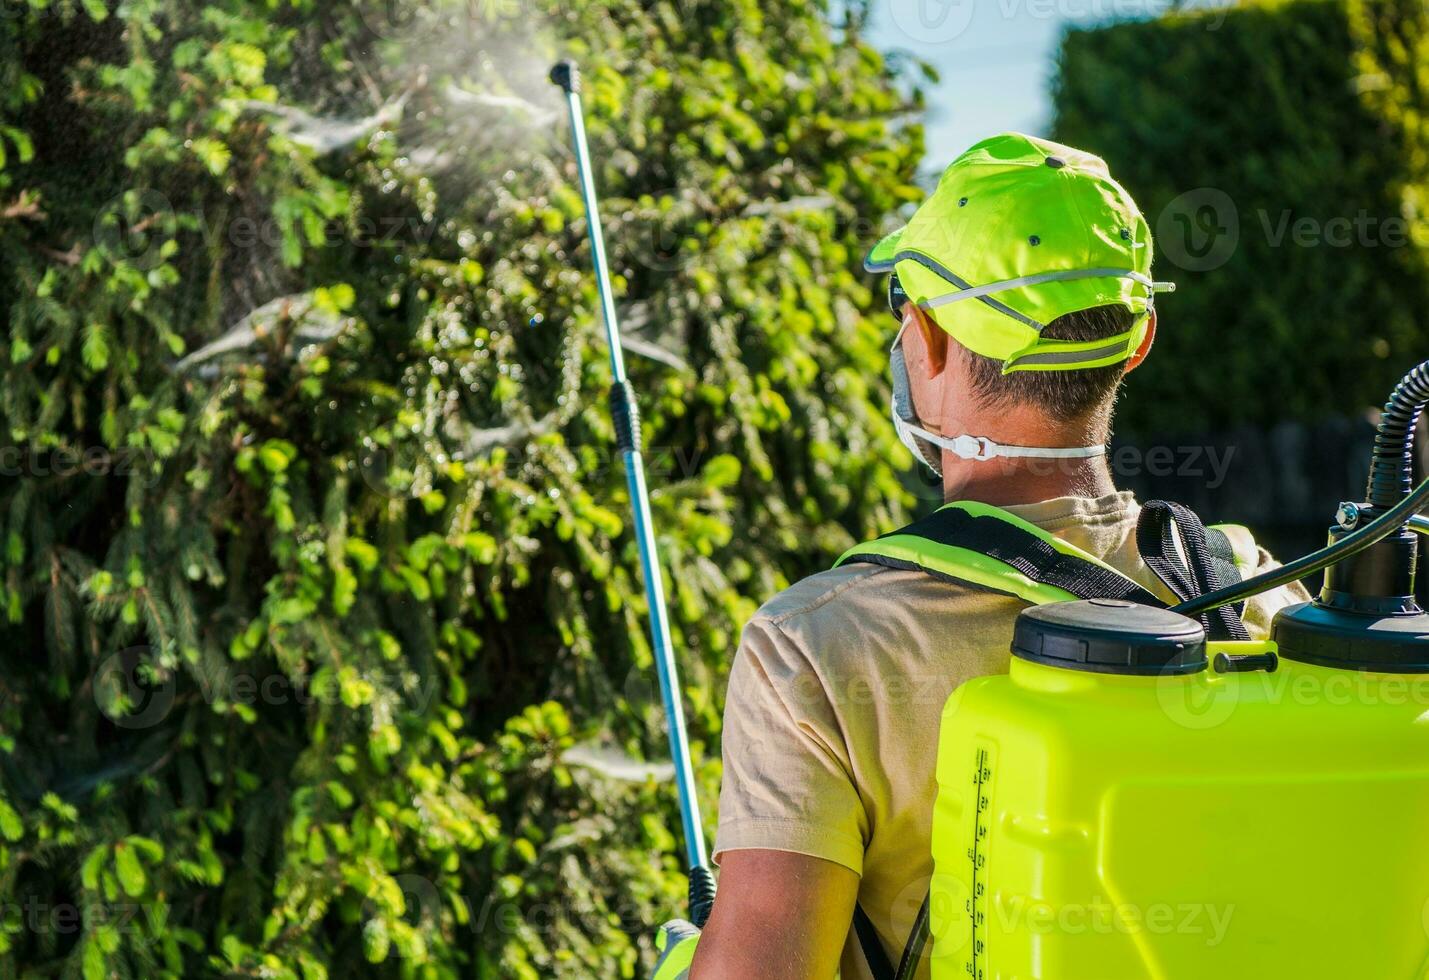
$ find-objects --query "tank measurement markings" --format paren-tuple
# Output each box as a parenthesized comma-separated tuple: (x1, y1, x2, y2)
(967, 742, 993, 979)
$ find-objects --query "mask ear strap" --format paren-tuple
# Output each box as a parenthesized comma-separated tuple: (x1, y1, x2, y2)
(889, 317, 911, 353)
(889, 327, 945, 473)
(890, 322, 1106, 467)
(901, 421, 1107, 462)
(972, 436, 1107, 460)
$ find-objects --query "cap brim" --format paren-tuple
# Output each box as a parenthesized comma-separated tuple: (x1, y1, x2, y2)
(863, 227, 906, 273)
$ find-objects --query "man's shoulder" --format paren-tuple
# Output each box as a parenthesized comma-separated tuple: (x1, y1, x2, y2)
(755, 563, 883, 625)
(750, 559, 995, 642)
(734, 559, 1020, 711)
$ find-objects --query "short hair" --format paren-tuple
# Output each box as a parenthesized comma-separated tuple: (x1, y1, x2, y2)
(960, 305, 1135, 420)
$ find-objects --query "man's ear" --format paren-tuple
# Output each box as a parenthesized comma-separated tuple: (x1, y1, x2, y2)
(1125, 308, 1156, 374)
(908, 304, 949, 378)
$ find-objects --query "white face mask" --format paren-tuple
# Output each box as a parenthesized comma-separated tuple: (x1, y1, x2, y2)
(889, 318, 1107, 478)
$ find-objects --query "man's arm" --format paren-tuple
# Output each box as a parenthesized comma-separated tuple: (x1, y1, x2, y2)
(690, 849, 859, 979)
(699, 607, 870, 976)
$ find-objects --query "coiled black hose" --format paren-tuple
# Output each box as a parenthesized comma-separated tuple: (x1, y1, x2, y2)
(1175, 359, 1429, 617)
(1367, 360, 1429, 509)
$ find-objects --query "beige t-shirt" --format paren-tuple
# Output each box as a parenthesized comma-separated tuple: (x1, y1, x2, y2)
(713, 492, 1310, 978)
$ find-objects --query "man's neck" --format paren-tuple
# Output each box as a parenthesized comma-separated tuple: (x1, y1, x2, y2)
(937, 407, 1117, 506)
(941, 455, 1118, 506)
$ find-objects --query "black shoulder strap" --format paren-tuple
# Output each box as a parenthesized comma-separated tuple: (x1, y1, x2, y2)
(1136, 500, 1250, 641)
(837, 502, 1166, 608)
(853, 902, 895, 980)
(1204, 526, 1243, 592)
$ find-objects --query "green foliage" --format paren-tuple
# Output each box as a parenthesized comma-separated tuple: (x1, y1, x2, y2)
(1053, 0, 1429, 433)
(0, 0, 922, 976)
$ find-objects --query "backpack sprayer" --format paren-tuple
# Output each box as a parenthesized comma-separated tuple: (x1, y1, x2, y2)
(549, 60, 717, 928)
(909, 362, 1429, 979)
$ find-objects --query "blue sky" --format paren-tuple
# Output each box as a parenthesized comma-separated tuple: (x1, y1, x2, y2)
(863, 0, 1216, 180)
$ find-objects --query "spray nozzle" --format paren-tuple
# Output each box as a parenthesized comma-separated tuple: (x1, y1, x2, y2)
(549, 60, 580, 94)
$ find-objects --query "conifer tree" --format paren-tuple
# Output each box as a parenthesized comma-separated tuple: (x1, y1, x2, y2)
(0, 1, 922, 975)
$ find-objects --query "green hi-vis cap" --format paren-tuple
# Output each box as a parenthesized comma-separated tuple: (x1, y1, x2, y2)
(866, 132, 1174, 373)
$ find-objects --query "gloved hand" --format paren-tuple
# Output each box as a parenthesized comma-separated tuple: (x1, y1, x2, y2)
(652, 918, 700, 979)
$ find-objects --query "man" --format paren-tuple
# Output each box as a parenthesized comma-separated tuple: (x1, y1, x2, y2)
(666, 133, 1311, 978)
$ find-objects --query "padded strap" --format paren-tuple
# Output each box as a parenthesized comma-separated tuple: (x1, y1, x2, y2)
(1136, 500, 1250, 641)
(1204, 524, 1253, 622)
(1204, 527, 1241, 587)
(838, 501, 1164, 608)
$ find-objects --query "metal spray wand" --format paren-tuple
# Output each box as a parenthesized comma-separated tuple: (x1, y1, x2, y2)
(549, 59, 716, 927)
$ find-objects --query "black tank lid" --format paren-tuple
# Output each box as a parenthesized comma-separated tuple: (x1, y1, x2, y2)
(1011, 598, 1208, 675)
(1272, 600, 1429, 673)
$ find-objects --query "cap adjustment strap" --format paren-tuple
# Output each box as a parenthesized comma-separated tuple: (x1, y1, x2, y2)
(1001, 325, 1142, 372)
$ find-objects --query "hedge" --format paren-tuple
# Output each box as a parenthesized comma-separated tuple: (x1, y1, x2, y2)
(0, 1, 922, 976)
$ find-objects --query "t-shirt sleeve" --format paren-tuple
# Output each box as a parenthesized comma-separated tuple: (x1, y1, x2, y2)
(712, 612, 869, 876)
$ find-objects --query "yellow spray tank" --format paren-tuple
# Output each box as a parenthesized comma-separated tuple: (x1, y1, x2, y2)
(928, 600, 1429, 979)
(922, 360, 1429, 980)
